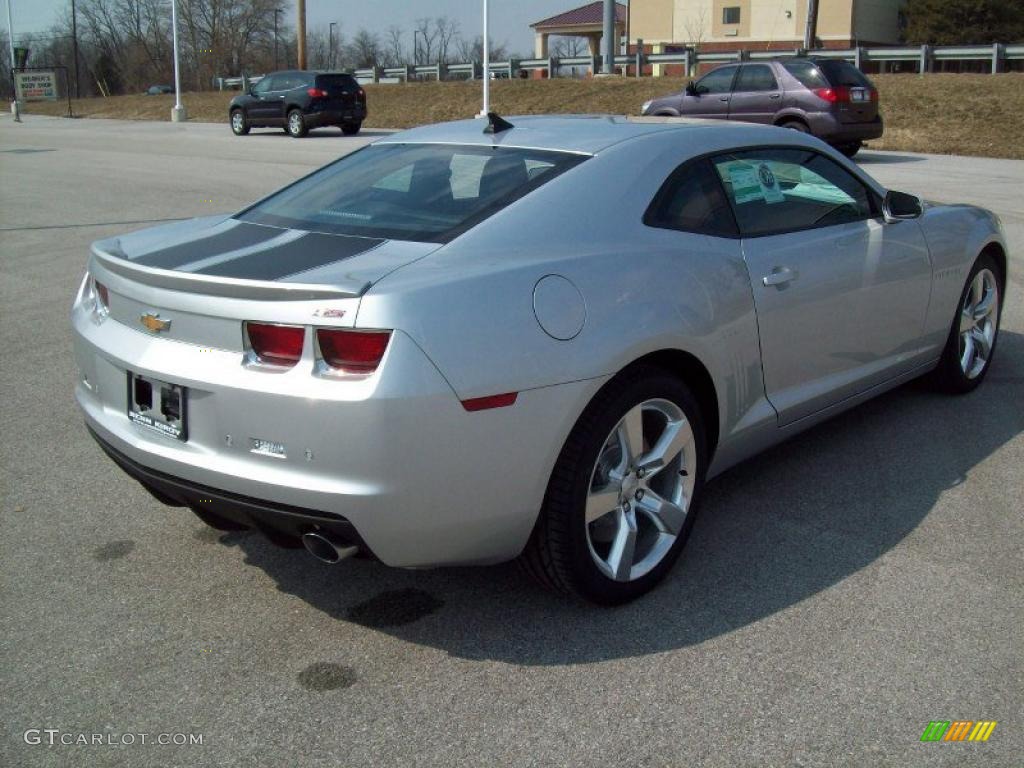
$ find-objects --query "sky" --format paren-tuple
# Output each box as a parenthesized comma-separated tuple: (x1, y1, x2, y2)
(5, 0, 593, 57)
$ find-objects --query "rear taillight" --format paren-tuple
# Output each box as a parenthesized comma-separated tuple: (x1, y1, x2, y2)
(814, 86, 850, 103)
(357, 88, 366, 103)
(307, 87, 329, 99)
(869, 89, 879, 102)
(93, 279, 109, 311)
(246, 322, 305, 367)
(316, 329, 391, 374)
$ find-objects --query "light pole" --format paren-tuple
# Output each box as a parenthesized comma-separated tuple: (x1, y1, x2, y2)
(477, 0, 489, 117)
(413, 29, 419, 67)
(170, 0, 186, 121)
(274, 9, 282, 69)
(5, 0, 19, 121)
(71, 0, 80, 98)
(329, 22, 337, 69)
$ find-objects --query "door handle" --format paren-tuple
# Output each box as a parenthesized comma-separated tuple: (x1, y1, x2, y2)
(763, 267, 797, 287)
(719, 96, 730, 102)
(769, 93, 781, 99)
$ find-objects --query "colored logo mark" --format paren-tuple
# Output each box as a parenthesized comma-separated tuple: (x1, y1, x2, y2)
(920, 721, 997, 742)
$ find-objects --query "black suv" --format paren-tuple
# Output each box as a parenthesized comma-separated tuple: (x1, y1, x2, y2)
(229, 70, 367, 138)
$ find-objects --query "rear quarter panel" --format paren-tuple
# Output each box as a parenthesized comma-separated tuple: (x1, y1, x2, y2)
(356, 130, 776, 464)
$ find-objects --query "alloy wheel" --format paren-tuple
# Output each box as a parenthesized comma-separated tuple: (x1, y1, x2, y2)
(289, 112, 303, 135)
(585, 399, 696, 582)
(958, 268, 999, 379)
(231, 112, 244, 133)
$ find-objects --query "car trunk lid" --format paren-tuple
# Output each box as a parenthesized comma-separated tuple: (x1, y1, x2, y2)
(88, 215, 436, 349)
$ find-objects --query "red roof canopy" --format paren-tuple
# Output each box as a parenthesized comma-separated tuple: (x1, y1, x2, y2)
(531, 1, 627, 30)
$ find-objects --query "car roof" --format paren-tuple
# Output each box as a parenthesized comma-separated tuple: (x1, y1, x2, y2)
(374, 114, 786, 155)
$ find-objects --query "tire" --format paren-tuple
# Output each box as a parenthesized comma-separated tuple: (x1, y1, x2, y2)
(521, 365, 707, 604)
(837, 141, 862, 158)
(780, 119, 810, 133)
(341, 121, 362, 136)
(286, 109, 308, 138)
(229, 109, 250, 136)
(928, 253, 1003, 394)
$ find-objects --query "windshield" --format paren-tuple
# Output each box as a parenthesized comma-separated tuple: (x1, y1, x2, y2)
(238, 143, 587, 242)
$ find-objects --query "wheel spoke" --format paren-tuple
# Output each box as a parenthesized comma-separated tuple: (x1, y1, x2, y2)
(586, 486, 621, 524)
(638, 417, 693, 477)
(617, 405, 645, 464)
(959, 307, 974, 334)
(973, 288, 995, 320)
(960, 332, 976, 373)
(971, 326, 992, 361)
(607, 508, 638, 582)
(971, 273, 984, 307)
(637, 490, 687, 535)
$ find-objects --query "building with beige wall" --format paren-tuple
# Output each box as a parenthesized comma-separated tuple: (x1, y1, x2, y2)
(630, 0, 905, 51)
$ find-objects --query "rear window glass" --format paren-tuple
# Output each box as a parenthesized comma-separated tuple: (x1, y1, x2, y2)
(782, 60, 827, 88)
(316, 74, 359, 92)
(238, 144, 586, 243)
(816, 60, 874, 88)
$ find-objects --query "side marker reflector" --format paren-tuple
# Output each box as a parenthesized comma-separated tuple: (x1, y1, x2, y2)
(461, 392, 518, 412)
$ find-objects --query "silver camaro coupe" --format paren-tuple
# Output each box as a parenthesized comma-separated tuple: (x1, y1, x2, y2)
(72, 115, 1007, 603)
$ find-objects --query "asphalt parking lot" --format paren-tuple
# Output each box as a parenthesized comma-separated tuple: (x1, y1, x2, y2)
(1, 115, 1021, 767)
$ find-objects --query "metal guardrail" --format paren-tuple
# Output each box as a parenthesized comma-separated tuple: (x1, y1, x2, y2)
(215, 43, 1022, 89)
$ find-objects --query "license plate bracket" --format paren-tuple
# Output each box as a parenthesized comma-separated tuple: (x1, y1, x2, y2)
(127, 372, 188, 441)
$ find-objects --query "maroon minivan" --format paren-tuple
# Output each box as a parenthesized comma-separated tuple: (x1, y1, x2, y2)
(640, 57, 882, 158)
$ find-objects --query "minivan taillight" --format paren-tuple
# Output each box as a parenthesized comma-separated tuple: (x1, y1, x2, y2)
(814, 86, 850, 103)
(316, 329, 391, 374)
(246, 322, 305, 367)
(307, 87, 329, 99)
(357, 88, 366, 103)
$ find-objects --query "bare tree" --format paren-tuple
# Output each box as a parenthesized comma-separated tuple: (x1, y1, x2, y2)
(413, 17, 438, 65)
(346, 29, 382, 69)
(385, 26, 405, 67)
(434, 16, 459, 63)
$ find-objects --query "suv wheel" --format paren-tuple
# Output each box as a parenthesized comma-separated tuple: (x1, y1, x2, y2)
(521, 365, 707, 604)
(341, 121, 362, 136)
(230, 109, 249, 136)
(780, 119, 809, 133)
(286, 109, 308, 138)
(837, 141, 862, 158)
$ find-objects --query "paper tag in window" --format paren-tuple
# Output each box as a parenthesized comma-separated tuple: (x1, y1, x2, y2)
(729, 166, 763, 205)
(757, 164, 785, 204)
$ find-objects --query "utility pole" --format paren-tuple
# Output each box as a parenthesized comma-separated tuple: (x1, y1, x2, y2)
(170, 0, 186, 121)
(274, 8, 281, 69)
(601, 0, 614, 75)
(477, 0, 489, 116)
(329, 22, 337, 69)
(71, 0, 80, 98)
(803, 0, 819, 51)
(296, 0, 306, 69)
(413, 29, 419, 67)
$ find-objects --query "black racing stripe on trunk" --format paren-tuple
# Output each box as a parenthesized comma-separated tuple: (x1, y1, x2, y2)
(131, 222, 279, 270)
(192, 233, 385, 280)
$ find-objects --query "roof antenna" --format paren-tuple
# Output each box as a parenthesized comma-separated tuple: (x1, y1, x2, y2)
(483, 112, 514, 134)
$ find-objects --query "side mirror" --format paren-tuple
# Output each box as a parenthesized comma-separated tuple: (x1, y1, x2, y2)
(883, 190, 923, 222)
(685, 80, 698, 97)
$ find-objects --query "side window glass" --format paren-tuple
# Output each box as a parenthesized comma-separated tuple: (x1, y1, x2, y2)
(696, 66, 737, 95)
(644, 159, 738, 237)
(735, 65, 778, 92)
(711, 149, 873, 236)
(252, 77, 272, 94)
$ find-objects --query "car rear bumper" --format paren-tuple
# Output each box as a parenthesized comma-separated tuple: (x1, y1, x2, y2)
(88, 425, 374, 554)
(808, 113, 884, 144)
(305, 106, 366, 127)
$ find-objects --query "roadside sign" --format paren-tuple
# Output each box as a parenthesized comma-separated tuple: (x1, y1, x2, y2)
(15, 71, 59, 102)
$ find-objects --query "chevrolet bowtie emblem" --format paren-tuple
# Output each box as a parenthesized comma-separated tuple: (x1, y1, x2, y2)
(139, 312, 171, 333)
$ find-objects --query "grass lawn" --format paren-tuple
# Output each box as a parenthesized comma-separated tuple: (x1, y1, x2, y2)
(24, 73, 1024, 159)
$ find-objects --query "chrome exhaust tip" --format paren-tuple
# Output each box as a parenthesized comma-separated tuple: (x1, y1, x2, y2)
(302, 531, 358, 565)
